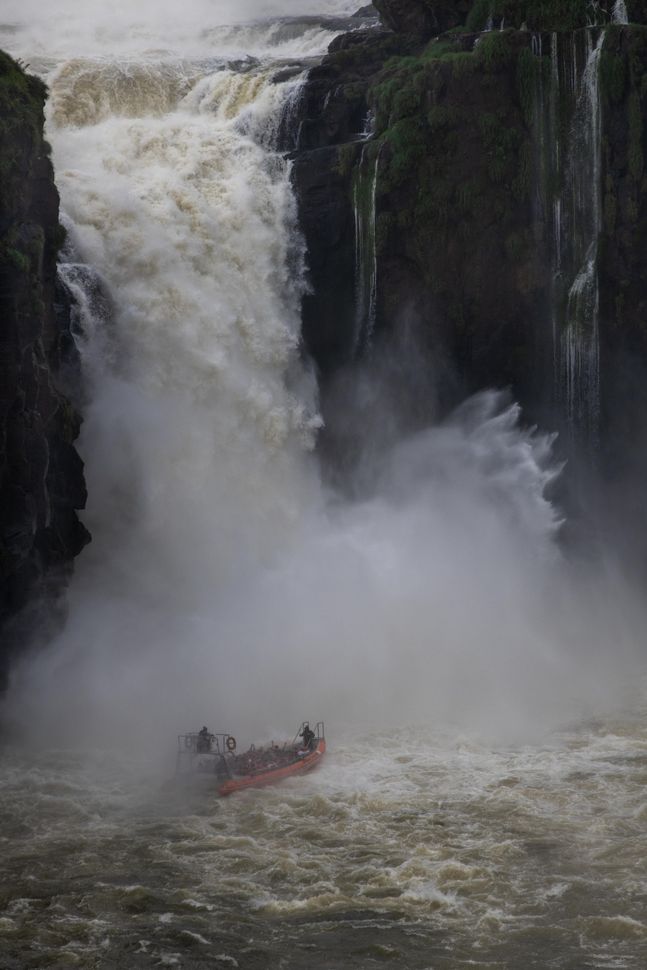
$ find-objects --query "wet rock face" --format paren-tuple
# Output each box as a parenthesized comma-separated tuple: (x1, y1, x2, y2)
(0, 51, 89, 689)
(291, 2, 647, 477)
(369, 29, 553, 419)
(371, 0, 647, 37)
(288, 27, 413, 375)
(463, 0, 647, 31)
(597, 26, 647, 469)
(291, 22, 546, 408)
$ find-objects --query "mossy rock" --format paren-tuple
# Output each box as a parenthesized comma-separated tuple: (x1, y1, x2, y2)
(0, 50, 46, 147)
(466, 0, 642, 31)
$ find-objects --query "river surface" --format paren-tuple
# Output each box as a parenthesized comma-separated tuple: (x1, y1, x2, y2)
(2, 2, 647, 968)
(2, 719, 647, 969)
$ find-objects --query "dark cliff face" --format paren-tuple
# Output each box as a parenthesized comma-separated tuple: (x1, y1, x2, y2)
(291, 2, 647, 488)
(369, 29, 550, 416)
(0, 52, 89, 688)
(290, 28, 414, 373)
(374, 0, 470, 38)
(597, 26, 647, 482)
(291, 19, 551, 414)
(374, 0, 647, 34)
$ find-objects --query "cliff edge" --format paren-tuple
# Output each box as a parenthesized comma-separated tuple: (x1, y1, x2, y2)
(0, 52, 89, 689)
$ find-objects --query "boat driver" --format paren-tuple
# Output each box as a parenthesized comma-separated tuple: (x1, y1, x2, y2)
(197, 726, 212, 752)
(300, 723, 315, 749)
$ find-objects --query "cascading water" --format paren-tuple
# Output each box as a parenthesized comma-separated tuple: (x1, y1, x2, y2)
(561, 32, 604, 449)
(276, 73, 308, 150)
(48, 56, 322, 581)
(352, 143, 380, 355)
(530, 29, 605, 448)
(613, 0, 630, 24)
(0, 5, 359, 739)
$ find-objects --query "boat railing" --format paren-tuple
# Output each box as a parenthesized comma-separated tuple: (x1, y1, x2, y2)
(292, 720, 325, 747)
(176, 723, 324, 778)
(175, 732, 235, 778)
(177, 732, 235, 755)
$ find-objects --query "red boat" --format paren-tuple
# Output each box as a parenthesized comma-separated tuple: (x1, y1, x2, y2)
(175, 722, 326, 796)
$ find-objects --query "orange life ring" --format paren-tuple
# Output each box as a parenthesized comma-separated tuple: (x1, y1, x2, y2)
(226, 736, 237, 752)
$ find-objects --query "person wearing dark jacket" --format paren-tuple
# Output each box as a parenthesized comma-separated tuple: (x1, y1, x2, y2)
(197, 726, 212, 752)
(300, 723, 315, 749)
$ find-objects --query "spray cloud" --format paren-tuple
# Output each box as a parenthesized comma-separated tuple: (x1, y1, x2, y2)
(2, 1, 645, 753)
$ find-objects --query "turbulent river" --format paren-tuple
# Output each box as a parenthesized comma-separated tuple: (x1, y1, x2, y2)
(1, 1, 647, 968)
(2, 720, 647, 969)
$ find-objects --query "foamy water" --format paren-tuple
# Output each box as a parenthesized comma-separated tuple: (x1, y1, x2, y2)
(1, 3, 646, 967)
(0, 0, 360, 63)
(2, 720, 647, 968)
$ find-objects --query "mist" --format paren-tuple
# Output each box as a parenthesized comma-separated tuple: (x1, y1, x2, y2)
(6, 372, 645, 754)
(2, 0, 646, 759)
(0, 0, 360, 63)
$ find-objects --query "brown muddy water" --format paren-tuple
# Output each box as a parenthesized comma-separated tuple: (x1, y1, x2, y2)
(1, 721, 647, 970)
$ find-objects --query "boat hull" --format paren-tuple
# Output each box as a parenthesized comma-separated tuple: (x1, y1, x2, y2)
(218, 739, 326, 796)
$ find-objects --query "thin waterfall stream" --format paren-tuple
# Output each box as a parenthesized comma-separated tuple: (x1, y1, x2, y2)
(613, 0, 630, 24)
(531, 29, 606, 448)
(561, 31, 604, 450)
(353, 142, 380, 355)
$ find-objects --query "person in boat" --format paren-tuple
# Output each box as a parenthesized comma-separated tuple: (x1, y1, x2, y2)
(300, 723, 315, 749)
(197, 726, 212, 753)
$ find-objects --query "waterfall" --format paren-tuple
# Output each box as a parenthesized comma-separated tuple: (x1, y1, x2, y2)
(360, 108, 375, 141)
(352, 144, 380, 355)
(560, 32, 604, 448)
(44, 53, 325, 610)
(57, 259, 112, 372)
(612, 0, 629, 24)
(2, 1, 641, 760)
(276, 74, 308, 151)
(530, 30, 605, 449)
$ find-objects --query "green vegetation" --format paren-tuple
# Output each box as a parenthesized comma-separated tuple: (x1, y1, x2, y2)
(337, 142, 361, 178)
(0, 51, 46, 152)
(3, 246, 30, 272)
(381, 116, 429, 192)
(372, 30, 522, 133)
(374, 38, 469, 130)
(466, 0, 494, 31)
(476, 30, 517, 71)
(0, 51, 49, 283)
(0, 48, 60, 366)
(0, 225, 34, 278)
(371, 28, 532, 198)
(363, 26, 538, 294)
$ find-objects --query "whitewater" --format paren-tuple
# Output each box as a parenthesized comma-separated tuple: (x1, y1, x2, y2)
(0, 2, 646, 967)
